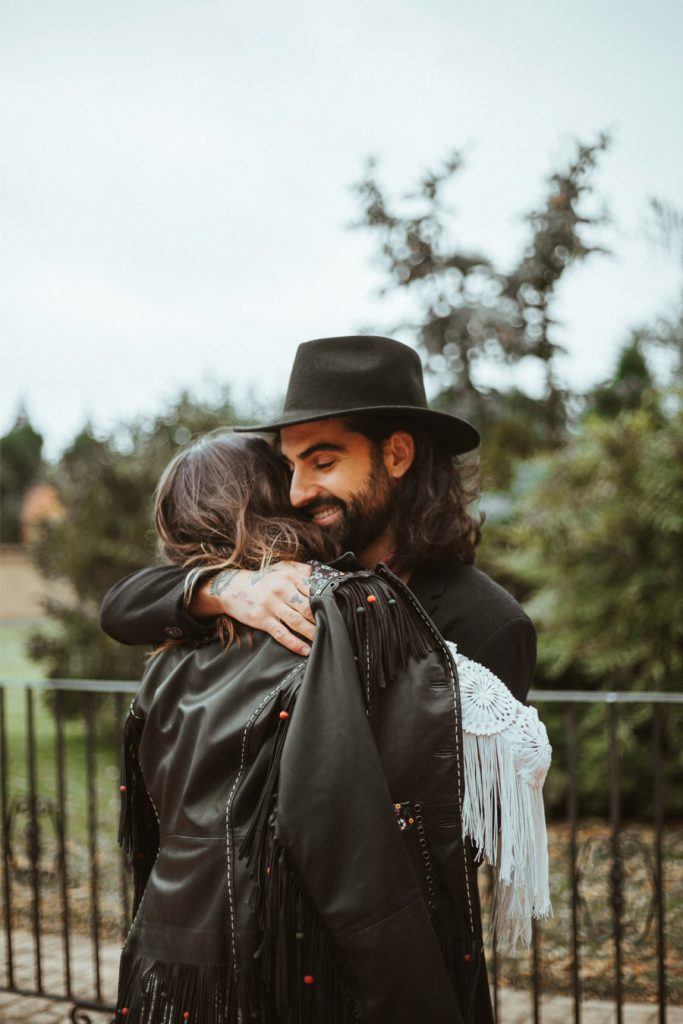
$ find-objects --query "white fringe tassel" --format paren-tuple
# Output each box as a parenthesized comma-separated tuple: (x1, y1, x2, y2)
(450, 646, 553, 952)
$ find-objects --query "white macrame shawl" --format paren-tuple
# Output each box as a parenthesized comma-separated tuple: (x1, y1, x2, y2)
(447, 642, 553, 951)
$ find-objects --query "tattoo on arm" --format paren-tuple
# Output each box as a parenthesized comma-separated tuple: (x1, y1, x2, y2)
(209, 569, 239, 597)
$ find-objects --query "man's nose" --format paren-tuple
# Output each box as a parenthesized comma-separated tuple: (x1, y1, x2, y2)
(289, 468, 319, 508)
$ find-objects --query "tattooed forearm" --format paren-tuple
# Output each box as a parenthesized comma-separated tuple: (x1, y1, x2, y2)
(248, 566, 280, 586)
(209, 569, 239, 597)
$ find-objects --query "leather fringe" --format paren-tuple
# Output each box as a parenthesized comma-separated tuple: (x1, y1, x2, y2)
(254, 835, 361, 1024)
(237, 672, 360, 1022)
(438, 936, 484, 1024)
(114, 950, 239, 1023)
(238, 671, 302, 888)
(332, 572, 435, 712)
(118, 709, 160, 919)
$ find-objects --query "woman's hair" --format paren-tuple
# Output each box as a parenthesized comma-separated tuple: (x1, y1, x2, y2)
(151, 430, 338, 651)
(345, 413, 484, 567)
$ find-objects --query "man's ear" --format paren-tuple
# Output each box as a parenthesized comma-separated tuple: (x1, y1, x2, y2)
(383, 431, 415, 479)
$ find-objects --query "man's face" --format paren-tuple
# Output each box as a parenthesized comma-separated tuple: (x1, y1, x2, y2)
(279, 418, 396, 556)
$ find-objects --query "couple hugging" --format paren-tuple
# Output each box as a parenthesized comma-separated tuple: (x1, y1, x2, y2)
(101, 335, 552, 1024)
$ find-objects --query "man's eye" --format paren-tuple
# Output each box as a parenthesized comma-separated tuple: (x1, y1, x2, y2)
(315, 461, 334, 470)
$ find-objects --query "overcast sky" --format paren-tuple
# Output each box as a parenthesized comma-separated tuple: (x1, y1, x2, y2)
(2, 0, 682, 459)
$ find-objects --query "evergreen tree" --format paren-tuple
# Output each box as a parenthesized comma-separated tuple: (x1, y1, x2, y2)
(490, 384, 682, 815)
(585, 334, 655, 419)
(26, 388, 246, 729)
(0, 404, 45, 542)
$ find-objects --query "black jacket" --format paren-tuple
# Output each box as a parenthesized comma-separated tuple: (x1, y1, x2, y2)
(115, 565, 489, 1023)
(100, 559, 536, 705)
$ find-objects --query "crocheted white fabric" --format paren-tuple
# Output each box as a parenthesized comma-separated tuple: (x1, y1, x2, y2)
(447, 642, 553, 951)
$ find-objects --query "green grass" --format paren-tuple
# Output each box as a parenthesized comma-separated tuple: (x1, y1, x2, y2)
(0, 622, 46, 680)
(1, 623, 132, 937)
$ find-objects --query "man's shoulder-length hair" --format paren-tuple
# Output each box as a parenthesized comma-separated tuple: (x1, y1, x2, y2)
(345, 412, 484, 568)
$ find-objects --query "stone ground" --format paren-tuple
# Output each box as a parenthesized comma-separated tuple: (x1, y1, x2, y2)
(0, 929, 681, 1023)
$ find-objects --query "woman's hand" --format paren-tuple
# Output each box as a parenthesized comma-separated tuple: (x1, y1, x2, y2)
(189, 562, 315, 656)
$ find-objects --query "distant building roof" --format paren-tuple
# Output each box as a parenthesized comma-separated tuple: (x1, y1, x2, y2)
(21, 484, 64, 543)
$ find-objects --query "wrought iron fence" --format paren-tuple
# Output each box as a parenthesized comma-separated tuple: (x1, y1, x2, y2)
(0, 680, 681, 1023)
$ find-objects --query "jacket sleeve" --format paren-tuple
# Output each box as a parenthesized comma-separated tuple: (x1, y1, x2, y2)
(277, 591, 465, 1024)
(100, 564, 215, 646)
(471, 616, 537, 705)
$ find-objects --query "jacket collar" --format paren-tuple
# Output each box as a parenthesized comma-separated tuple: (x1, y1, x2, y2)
(328, 552, 452, 620)
(407, 562, 452, 619)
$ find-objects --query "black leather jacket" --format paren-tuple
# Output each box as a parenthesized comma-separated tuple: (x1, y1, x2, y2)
(115, 564, 485, 1024)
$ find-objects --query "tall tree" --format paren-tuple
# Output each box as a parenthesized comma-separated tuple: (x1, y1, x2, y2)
(499, 395, 682, 692)
(351, 134, 611, 484)
(0, 404, 45, 542)
(27, 388, 245, 727)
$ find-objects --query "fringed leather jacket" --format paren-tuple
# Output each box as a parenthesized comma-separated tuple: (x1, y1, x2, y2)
(116, 564, 498, 1024)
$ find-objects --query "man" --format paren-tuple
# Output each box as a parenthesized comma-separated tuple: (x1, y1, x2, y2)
(100, 335, 535, 705)
(101, 335, 536, 1022)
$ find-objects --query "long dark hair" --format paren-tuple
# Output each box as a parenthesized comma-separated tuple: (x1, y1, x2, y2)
(345, 413, 484, 567)
(151, 431, 338, 649)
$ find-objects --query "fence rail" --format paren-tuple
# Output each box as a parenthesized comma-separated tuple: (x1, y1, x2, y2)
(1, 679, 681, 1023)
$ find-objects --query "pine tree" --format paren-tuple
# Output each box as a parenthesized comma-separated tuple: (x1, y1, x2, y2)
(26, 388, 245, 731)
(0, 404, 45, 542)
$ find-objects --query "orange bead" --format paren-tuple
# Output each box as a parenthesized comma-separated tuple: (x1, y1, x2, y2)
(303, 974, 314, 984)
(183, 1013, 190, 1020)
(279, 710, 290, 720)
(464, 953, 471, 963)
(366, 594, 377, 603)
(120, 785, 126, 792)
(121, 1009, 129, 1017)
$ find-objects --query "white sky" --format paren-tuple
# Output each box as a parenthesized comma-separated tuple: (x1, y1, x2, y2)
(2, 0, 682, 459)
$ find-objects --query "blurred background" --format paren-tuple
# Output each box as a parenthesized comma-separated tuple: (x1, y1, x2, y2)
(1, 2, 682, 1022)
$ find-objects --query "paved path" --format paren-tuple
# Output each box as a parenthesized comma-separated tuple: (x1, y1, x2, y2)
(0, 929, 117, 1023)
(1, 929, 680, 1023)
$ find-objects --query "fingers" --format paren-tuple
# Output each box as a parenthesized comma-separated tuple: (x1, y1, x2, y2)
(278, 603, 316, 643)
(266, 617, 312, 657)
(290, 585, 315, 623)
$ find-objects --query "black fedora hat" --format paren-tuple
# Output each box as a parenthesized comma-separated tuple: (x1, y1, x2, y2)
(235, 335, 480, 454)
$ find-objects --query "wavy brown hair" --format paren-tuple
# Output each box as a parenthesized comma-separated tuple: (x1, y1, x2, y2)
(344, 413, 484, 567)
(150, 431, 338, 653)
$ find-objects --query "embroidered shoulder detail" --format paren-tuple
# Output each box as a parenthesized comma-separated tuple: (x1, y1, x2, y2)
(309, 560, 346, 597)
(453, 650, 518, 736)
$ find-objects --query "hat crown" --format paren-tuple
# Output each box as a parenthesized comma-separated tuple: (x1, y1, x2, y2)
(234, 333, 480, 454)
(283, 336, 428, 417)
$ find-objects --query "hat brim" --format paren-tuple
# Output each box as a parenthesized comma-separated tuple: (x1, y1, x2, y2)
(234, 405, 480, 455)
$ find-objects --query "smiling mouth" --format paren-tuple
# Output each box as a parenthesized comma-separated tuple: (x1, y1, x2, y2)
(311, 506, 343, 525)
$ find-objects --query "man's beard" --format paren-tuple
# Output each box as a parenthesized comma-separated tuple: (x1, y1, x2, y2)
(303, 456, 396, 557)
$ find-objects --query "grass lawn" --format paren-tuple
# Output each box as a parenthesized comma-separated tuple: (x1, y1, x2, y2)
(1, 622, 134, 939)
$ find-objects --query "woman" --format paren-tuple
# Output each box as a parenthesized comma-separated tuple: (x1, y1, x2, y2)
(113, 431, 551, 1024)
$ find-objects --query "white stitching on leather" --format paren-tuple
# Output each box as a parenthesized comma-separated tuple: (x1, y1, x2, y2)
(224, 663, 304, 967)
(379, 568, 476, 938)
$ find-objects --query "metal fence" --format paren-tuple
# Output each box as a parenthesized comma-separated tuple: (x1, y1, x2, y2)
(1, 680, 681, 1023)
